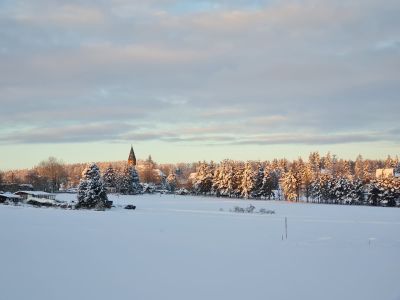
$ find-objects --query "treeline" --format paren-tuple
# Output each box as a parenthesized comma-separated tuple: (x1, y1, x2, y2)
(0, 156, 196, 192)
(192, 153, 400, 207)
(1, 152, 399, 207)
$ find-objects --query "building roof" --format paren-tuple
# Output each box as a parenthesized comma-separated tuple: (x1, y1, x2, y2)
(15, 191, 55, 196)
(128, 145, 136, 166)
(0, 192, 22, 199)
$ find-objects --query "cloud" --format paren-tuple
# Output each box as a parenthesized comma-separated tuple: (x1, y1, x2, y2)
(14, 4, 105, 26)
(231, 132, 396, 146)
(0, 0, 399, 156)
(0, 123, 134, 144)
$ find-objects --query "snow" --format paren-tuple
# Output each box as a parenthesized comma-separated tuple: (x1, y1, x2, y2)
(0, 194, 399, 300)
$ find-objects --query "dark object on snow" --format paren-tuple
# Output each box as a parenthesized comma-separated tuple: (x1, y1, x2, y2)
(124, 205, 136, 210)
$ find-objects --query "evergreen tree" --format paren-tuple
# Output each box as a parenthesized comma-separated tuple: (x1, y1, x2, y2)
(348, 179, 364, 204)
(311, 174, 334, 203)
(282, 171, 298, 201)
(131, 167, 141, 193)
(260, 167, 275, 200)
(103, 165, 117, 191)
(251, 164, 264, 198)
(158, 171, 169, 190)
(212, 162, 225, 197)
(301, 164, 313, 202)
(354, 155, 365, 180)
(214, 160, 237, 197)
(290, 159, 304, 201)
(308, 152, 321, 177)
(385, 155, 397, 168)
(310, 178, 321, 203)
(233, 162, 244, 197)
(77, 163, 108, 209)
(193, 162, 213, 194)
(223, 161, 236, 197)
(119, 165, 141, 195)
(240, 162, 254, 199)
(332, 177, 351, 204)
(377, 178, 398, 207)
(368, 182, 381, 206)
(325, 176, 337, 203)
(167, 172, 178, 192)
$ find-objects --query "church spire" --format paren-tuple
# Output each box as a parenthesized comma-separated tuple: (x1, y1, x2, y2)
(128, 145, 136, 167)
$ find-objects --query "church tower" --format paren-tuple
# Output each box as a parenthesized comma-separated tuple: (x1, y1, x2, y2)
(128, 145, 136, 167)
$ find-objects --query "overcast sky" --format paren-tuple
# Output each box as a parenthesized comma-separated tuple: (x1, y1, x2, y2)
(0, 0, 399, 170)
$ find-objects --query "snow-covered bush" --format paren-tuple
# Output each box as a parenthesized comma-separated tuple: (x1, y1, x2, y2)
(141, 183, 157, 194)
(245, 204, 256, 213)
(175, 188, 189, 195)
(233, 206, 245, 213)
(259, 208, 275, 214)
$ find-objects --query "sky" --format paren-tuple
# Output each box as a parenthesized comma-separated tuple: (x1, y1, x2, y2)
(0, 0, 399, 170)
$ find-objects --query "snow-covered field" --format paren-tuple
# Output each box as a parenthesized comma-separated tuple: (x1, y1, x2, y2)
(0, 194, 399, 300)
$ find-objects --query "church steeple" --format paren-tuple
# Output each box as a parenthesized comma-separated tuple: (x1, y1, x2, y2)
(128, 145, 136, 167)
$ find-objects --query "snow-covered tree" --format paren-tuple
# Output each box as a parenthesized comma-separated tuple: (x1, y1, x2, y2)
(332, 177, 351, 204)
(291, 159, 305, 200)
(240, 162, 254, 199)
(384, 155, 397, 168)
(212, 160, 238, 197)
(311, 174, 334, 203)
(301, 164, 313, 202)
(368, 182, 381, 206)
(223, 161, 237, 197)
(193, 162, 214, 195)
(119, 165, 141, 195)
(308, 152, 321, 177)
(251, 164, 264, 198)
(354, 155, 365, 180)
(77, 163, 108, 209)
(282, 171, 298, 201)
(167, 172, 178, 192)
(310, 177, 322, 203)
(348, 179, 364, 204)
(260, 166, 276, 200)
(374, 178, 399, 207)
(233, 162, 244, 197)
(212, 162, 224, 196)
(103, 165, 117, 191)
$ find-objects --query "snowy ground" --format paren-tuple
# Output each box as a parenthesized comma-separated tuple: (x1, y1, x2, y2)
(0, 194, 399, 300)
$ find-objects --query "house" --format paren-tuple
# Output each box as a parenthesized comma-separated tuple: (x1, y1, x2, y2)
(19, 184, 34, 191)
(0, 192, 22, 204)
(14, 191, 56, 201)
(375, 168, 399, 179)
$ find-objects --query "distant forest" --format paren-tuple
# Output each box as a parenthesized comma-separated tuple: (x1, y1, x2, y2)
(0, 155, 195, 192)
(1, 152, 399, 206)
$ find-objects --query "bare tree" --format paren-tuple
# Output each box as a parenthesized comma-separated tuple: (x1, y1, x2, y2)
(37, 157, 67, 192)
